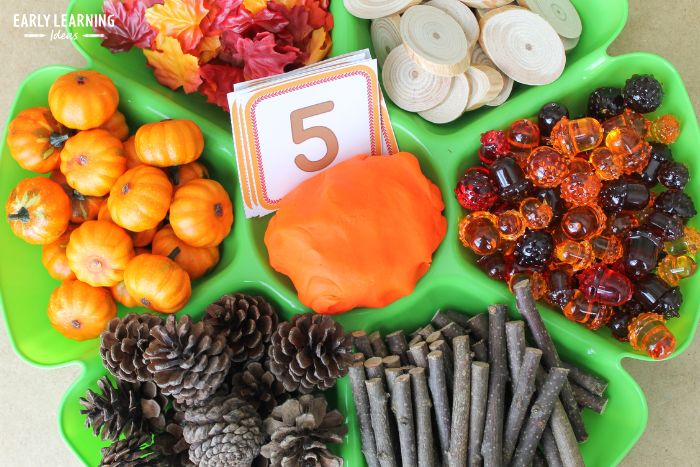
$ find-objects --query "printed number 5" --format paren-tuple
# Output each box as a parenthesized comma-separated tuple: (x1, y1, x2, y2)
(291, 101, 339, 172)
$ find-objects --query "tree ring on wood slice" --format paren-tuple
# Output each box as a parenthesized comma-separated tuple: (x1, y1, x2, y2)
(516, 0, 582, 39)
(465, 65, 504, 111)
(486, 72, 514, 106)
(371, 15, 402, 67)
(418, 74, 470, 124)
(479, 6, 566, 85)
(560, 34, 580, 52)
(382, 46, 452, 112)
(471, 44, 495, 67)
(400, 5, 470, 77)
(461, 0, 514, 8)
(343, 0, 422, 19)
(425, 0, 480, 51)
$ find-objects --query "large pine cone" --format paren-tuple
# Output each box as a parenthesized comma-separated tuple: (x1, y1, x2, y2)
(101, 313, 163, 383)
(231, 360, 289, 418)
(268, 313, 352, 393)
(99, 434, 161, 467)
(182, 394, 264, 467)
(204, 293, 278, 365)
(80, 377, 167, 441)
(260, 395, 347, 467)
(144, 315, 232, 406)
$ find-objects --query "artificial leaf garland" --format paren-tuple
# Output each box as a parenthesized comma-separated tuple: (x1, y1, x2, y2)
(97, 0, 333, 111)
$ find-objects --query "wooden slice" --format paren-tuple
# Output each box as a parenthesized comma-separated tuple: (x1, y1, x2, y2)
(459, 0, 514, 8)
(560, 34, 580, 52)
(382, 46, 452, 112)
(425, 0, 480, 50)
(486, 72, 513, 106)
(517, 0, 582, 39)
(471, 44, 495, 67)
(419, 74, 470, 124)
(343, 0, 421, 19)
(371, 15, 402, 67)
(479, 6, 566, 85)
(464, 65, 504, 111)
(400, 5, 470, 77)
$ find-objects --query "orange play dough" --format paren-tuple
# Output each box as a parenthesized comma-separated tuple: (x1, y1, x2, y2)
(264, 152, 447, 314)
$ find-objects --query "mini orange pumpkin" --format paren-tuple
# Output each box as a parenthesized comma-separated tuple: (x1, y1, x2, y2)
(97, 200, 112, 221)
(123, 136, 141, 169)
(152, 225, 220, 279)
(5, 177, 71, 244)
(99, 110, 129, 141)
(167, 161, 209, 190)
(135, 119, 203, 167)
(48, 280, 117, 340)
(48, 70, 119, 130)
(66, 220, 134, 287)
(132, 224, 160, 247)
(110, 280, 139, 308)
(41, 227, 76, 281)
(60, 129, 126, 196)
(7, 107, 70, 173)
(169, 179, 233, 248)
(50, 171, 103, 224)
(108, 165, 173, 232)
(124, 254, 191, 313)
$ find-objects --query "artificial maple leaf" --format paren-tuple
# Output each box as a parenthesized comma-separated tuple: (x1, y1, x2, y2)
(273, 0, 298, 8)
(95, 0, 157, 52)
(229, 4, 289, 35)
(303, 0, 329, 29)
(305, 27, 331, 64)
(143, 33, 202, 92)
(267, 2, 312, 46)
(195, 34, 221, 63)
(145, 0, 209, 53)
(235, 31, 300, 80)
(218, 30, 243, 65)
(200, 63, 244, 109)
(123, 0, 163, 8)
(201, 0, 243, 36)
(242, 0, 267, 14)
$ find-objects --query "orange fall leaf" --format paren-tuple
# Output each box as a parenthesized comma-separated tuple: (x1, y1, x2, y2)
(143, 34, 203, 93)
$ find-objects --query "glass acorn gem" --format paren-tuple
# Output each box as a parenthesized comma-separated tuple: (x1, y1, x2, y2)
(508, 271, 548, 300)
(634, 275, 683, 319)
(563, 290, 615, 331)
(628, 312, 676, 359)
(508, 119, 541, 152)
(607, 211, 641, 236)
(577, 264, 633, 307)
(623, 229, 663, 279)
(560, 170, 602, 206)
(602, 108, 649, 138)
(561, 205, 606, 241)
(649, 114, 680, 144)
(477, 252, 510, 281)
(497, 210, 526, 240)
(489, 156, 532, 202)
(526, 146, 569, 187)
(554, 239, 595, 271)
(664, 226, 700, 256)
(519, 197, 553, 230)
(459, 212, 501, 256)
(590, 234, 624, 263)
(550, 117, 604, 156)
(657, 255, 696, 286)
(589, 147, 623, 180)
(545, 267, 577, 309)
(606, 126, 644, 155)
(479, 130, 511, 165)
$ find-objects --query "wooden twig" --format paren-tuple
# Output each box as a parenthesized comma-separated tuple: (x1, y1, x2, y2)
(445, 309, 471, 328)
(366, 378, 398, 467)
(549, 400, 585, 467)
(541, 426, 564, 467)
(441, 321, 467, 340)
(505, 320, 527, 383)
(369, 331, 389, 357)
(466, 313, 490, 342)
(511, 367, 570, 467)
(383, 355, 401, 369)
(432, 310, 454, 329)
(514, 280, 588, 442)
(385, 367, 403, 393)
(413, 324, 435, 339)
(572, 383, 609, 414)
(386, 330, 409, 365)
(482, 305, 507, 467)
(428, 350, 451, 462)
(562, 362, 608, 397)
(409, 341, 429, 369)
(471, 339, 488, 362)
(468, 361, 490, 467)
(533, 449, 548, 467)
(365, 357, 386, 383)
(503, 347, 542, 465)
(409, 367, 437, 467)
(349, 362, 380, 467)
(447, 335, 471, 467)
(426, 330, 444, 346)
(392, 374, 418, 467)
(353, 330, 374, 357)
(429, 339, 454, 391)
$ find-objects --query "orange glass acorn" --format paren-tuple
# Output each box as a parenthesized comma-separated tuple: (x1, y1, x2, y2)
(657, 255, 696, 286)
(589, 147, 623, 180)
(590, 234, 624, 263)
(520, 197, 553, 230)
(550, 117, 604, 156)
(459, 212, 500, 255)
(526, 146, 569, 188)
(508, 119, 540, 151)
(497, 210, 526, 241)
(649, 114, 680, 144)
(628, 312, 676, 359)
(509, 271, 548, 300)
(563, 290, 615, 330)
(602, 108, 649, 138)
(554, 239, 595, 271)
(664, 226, 700, 256)
(605, 126, 651, 174)
(561, 205, 606, 241)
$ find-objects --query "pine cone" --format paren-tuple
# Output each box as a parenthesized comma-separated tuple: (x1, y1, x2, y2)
(182, 394, 263, 467)
(154, 409, 195, 467)
(99, 434, 161, 467)
(268, 313, 352, 393)
(204, 293, 278, 364)
(260, 395, 347, 467)
(101, 313, 163, 383)
(80, 377, 167, 441)
(144, 315, 232, 406)
(231, 360, 289, 418)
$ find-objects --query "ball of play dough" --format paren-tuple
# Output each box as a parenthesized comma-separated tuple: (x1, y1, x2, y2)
(264, 152, 447, 314)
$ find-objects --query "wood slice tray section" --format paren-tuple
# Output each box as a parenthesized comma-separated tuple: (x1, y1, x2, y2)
(425, 0, 480, 50)
(418, 73, 470, 124)
(343, 0, 422, 19)
(371, 15, 402, 66)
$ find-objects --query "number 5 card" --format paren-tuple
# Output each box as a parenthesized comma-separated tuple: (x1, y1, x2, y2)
(228, 51, 398, 218)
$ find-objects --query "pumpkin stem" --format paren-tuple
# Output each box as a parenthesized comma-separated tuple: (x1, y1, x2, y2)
(141, 298, 151, 307)
(75, 75, 86, 85)
(49, 132, 70, 148)
(71, 319, 81, 329)
(214, 203, 224, 217)
(168, 247, 181, 261)
(167, 166, 181, 186)
(72, 189, 86, 201)
(7, 207, 30, 223)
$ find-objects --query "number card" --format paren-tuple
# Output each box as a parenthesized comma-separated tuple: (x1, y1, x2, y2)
(228, 50, 398, 218)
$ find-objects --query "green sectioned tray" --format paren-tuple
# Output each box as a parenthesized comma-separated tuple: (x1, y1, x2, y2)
(1, 0, 698, 465)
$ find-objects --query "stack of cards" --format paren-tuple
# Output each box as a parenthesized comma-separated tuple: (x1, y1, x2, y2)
(228, 49, 398, 218)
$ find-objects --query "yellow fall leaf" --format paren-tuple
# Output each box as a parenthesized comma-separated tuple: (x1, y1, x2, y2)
(273, 0, 299, 8)
(145, 0, 209, 52)
(306, 28, 332, 65)
(144, 34, 202, 93)
(196, 35, 221, 64)
(243, 0, 268, 14)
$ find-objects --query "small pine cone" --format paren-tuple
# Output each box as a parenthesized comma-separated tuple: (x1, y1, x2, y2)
(99, 434, 161, 467)
(268, 313, 352, 393)
(260, 395, 347, 467)
(230, 361, 289, 418)
(154, 409, 195, 467)
(80, 377, 167, 441)
(204, 293, 278, 364)
(144, 315, 232, 406)
(182, 394, 264, 467)
(101, 313, 163, 383)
